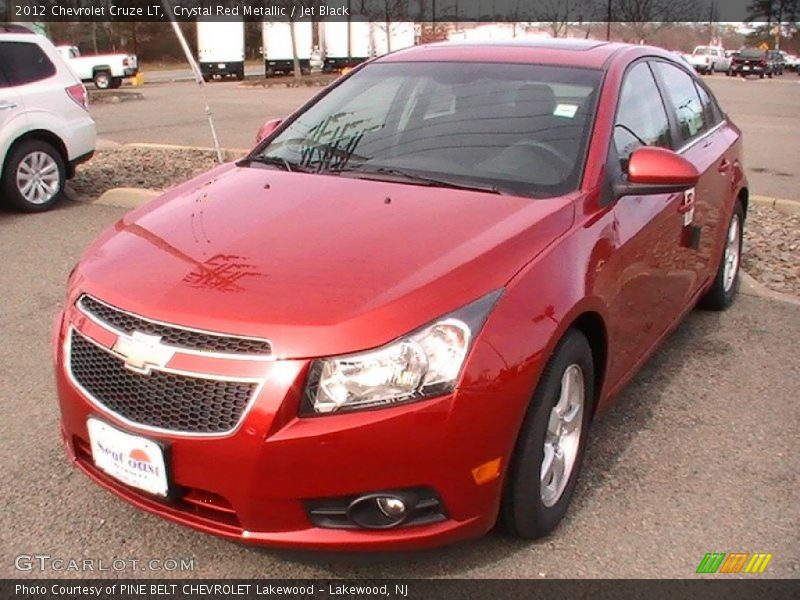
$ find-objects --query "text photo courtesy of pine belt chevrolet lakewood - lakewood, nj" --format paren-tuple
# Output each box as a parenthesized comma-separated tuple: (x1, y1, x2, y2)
(1, 0, 799, 595)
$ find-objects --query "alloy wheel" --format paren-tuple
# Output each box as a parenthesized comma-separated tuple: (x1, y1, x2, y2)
(15, 151, 60, 205)
(540, 364, 585, 508)
(723, 213, 741, 292)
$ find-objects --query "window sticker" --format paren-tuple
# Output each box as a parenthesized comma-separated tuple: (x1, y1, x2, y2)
(554, 104, 579, 118)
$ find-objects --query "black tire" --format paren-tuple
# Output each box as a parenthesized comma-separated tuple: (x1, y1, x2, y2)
(202, 74, 211, 83)
(698, 200, 744, 311)
(93, 70, 112, 89)
(500, 329, 595, 539)
(0, 139, 66, 213)
(109, 77, 123, 89)
(236, 69, 245, 81)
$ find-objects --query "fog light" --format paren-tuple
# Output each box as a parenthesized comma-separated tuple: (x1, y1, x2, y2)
(347, 493, 413, 529)
(376, 496, 407, 519)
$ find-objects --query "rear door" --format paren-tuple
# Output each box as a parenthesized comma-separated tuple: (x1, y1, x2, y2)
(651, 60, 733, 296)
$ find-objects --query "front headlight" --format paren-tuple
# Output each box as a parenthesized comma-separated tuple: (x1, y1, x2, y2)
(302, 290, 502, 415)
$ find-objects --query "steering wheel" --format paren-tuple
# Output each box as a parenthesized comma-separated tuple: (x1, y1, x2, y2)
(510, 140, 574, 173)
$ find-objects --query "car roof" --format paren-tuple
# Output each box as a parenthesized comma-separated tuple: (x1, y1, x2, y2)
(377, 39, 646, 70)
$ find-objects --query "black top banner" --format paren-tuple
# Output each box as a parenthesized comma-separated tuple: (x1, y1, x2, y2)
(1, 0, 798, 23)
(2, 580, 800, 600)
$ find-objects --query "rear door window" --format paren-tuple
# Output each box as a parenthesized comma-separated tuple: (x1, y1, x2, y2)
(0, 41, 57, 87)
(652, 62, 708, 146)
(694, 82, 724, 127)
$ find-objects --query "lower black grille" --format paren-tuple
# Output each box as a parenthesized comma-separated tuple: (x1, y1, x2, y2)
(68, 332, 257, 434)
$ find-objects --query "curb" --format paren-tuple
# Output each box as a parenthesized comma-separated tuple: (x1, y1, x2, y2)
(92, 187, 160, 209)
(740, 271, 800, 306)
(240, 79, 332, 89)
(123, 142, 250, 162)
(751, 195, 800, 216)
(88, 90, 144, 104)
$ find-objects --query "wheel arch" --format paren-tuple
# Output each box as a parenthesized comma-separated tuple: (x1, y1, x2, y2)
(566, 311, 608, 418)
(2, 130, 70, 178)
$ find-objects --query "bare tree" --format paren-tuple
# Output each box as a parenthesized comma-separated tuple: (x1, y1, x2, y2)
(609, 0, 702, 43)
(366, 0, 411, 52)
(533, 0, 579, 38)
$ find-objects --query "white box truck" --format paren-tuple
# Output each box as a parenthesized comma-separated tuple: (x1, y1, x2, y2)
(262, 21, 313, 76)
(196, 19, 245, 81)
(320, 19, 371, 72)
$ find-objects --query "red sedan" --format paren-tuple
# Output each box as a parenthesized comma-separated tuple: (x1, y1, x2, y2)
(54, 40, 747, 550)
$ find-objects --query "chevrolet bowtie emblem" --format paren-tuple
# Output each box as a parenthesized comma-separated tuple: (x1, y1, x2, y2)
(112, 331, 175, 374)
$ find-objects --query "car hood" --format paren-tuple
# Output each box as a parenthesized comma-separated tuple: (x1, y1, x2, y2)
(73, 164, 574, 358)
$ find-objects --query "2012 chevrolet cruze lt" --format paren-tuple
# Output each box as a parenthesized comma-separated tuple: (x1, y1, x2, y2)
(54, 40, 747, 550)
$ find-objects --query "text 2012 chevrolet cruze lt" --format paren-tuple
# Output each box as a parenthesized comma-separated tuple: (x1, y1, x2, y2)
(54, 40, 747, 550)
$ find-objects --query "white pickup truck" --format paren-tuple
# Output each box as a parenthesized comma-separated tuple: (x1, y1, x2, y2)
(686, 45, 731, 75)
(56, 45, 138, 89)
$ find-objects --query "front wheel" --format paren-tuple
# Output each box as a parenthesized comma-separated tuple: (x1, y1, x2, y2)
(0, 139, 66, 212)
(500, 329, 594, 539)
(698, 200, 744, 311)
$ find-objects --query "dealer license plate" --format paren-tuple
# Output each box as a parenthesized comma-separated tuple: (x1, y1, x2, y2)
(87, 418, 168, 496)
(218, 63, 226, 69)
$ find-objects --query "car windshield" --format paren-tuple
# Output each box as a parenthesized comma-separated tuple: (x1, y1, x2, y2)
(694, 47, 709, 55)
(250, 61, 603, 198)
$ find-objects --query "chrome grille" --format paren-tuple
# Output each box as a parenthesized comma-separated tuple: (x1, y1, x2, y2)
(77, 295, 272, 356)
(68, 331, 258, 434)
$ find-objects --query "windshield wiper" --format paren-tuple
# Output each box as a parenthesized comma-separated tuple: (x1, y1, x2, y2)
(239, 155, 310, 173)
(330, 165, 505, 195)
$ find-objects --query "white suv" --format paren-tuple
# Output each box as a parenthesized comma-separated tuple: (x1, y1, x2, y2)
(0, 25, 96, 212)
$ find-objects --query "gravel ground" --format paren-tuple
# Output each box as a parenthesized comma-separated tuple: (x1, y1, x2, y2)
(70, 146, 219, 200)
(70, 147, 800, 297)
(743, 203, 800, 297)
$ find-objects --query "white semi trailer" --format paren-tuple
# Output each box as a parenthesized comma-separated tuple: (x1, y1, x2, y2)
(196, 19, 245, 81)
(262, 21, 313, 76)
(370, 22, 416, 57)
(320, 19, 372, 72)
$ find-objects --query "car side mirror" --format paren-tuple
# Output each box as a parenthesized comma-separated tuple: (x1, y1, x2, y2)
(256, 118, 283, 144)
(614, 146, 700, 198)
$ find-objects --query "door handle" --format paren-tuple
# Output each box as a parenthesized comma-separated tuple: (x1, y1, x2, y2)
(718, 159, 731, 174)
(0, 102, 18, 110)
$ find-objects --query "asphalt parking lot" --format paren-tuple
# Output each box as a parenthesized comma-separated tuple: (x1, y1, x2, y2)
(90, 74, 800, 201)
(1, 71, 798, 579)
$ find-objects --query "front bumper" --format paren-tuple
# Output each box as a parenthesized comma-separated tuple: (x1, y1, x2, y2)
(731, 65, 765, 75)
(53, 305, 507, 550)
